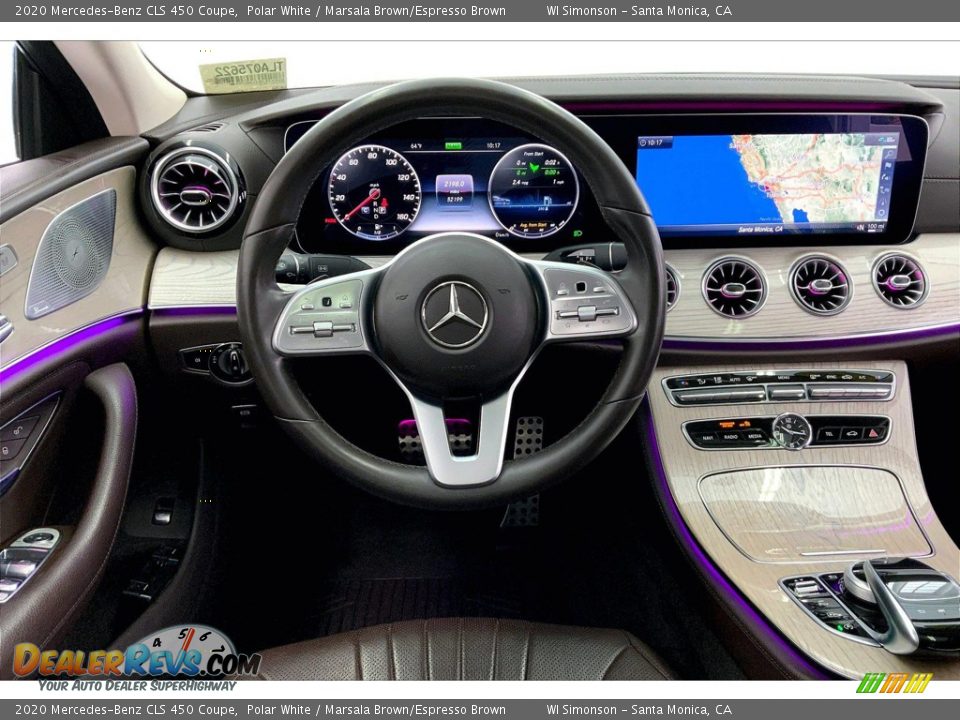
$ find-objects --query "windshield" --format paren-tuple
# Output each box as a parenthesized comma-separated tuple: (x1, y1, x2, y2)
(140, 41, 958, 94)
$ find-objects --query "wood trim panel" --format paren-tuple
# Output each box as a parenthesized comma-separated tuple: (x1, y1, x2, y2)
(0, 167, 157, 371)
(149, 235, 959, 348)
(649, 361, 960, 678)
(664, 234, 959, 339)
(148, 248, 240, 308)
(699, 467, 931, 563)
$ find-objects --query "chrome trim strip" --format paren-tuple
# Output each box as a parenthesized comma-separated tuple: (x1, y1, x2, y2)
(663, 368, 897, 409)
(661, 321, 959, 346)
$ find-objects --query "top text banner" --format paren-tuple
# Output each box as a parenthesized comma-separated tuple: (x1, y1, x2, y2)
(6, 0, 960, 22)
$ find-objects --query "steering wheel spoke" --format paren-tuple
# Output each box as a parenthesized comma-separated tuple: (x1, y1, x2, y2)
(527, 259, 639, 343)
(399, 386, 518, 488)
(272, 267, 382, 357)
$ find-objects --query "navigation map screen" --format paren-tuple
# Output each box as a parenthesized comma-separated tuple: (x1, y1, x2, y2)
(635, 132, 901, 238)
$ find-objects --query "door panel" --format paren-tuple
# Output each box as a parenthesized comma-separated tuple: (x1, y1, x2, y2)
(0, 166, 156, 373)
(0, 364, 137, 678)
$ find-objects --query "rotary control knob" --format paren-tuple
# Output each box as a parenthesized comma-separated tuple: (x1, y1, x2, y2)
(209, 342, 251, 385)
(771, 412, 812, 450)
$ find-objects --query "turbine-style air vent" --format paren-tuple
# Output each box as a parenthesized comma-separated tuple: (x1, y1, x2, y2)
(873, 254, 927, 309)
(665, 265, 680, 311)
(150, 147, 241, 234)
(702, 258, 766, 318)
(790, 256, 852, 315)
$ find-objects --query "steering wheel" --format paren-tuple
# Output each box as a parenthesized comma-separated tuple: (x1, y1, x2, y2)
(238, 78, 665, 509)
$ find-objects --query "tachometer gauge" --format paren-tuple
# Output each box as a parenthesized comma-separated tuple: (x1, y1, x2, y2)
(488, 143, 579, 238)
(328, 145, 421, 240)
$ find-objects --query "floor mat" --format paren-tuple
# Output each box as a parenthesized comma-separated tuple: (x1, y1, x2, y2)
(308, 577, 525, 637)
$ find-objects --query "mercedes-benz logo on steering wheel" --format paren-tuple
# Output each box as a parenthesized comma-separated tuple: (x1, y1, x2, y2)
(421, 281, 489, 348)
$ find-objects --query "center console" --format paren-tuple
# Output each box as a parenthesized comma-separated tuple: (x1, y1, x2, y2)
(647, 361, 960, 679)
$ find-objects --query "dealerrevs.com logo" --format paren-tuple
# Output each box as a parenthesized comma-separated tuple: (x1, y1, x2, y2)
(15, 625, 261, 680)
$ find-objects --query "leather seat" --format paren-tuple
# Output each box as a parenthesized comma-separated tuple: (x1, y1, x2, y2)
(246, 618, 673, 680)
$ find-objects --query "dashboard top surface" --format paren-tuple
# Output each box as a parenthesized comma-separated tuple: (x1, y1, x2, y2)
(137, 74, 957, 255)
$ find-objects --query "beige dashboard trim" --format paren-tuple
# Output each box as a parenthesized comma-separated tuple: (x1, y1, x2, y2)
(149, 235, 959, 345)
(649, 361, 960, 679)
(0, 167, 156, 371)
(664, 234, 959, 339)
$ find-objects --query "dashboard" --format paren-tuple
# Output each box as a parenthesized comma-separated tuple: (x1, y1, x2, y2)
(284, 114, 929, 256)
(140, 75, 958, 347)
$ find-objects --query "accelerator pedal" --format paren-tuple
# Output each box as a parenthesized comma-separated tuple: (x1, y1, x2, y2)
(501, 416, 545, 528)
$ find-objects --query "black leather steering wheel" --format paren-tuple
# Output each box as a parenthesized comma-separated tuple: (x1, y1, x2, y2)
(238, 78, 665, 509)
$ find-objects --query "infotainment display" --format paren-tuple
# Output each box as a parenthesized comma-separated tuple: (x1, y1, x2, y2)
(636, 132, 899, 237)
(618, 113, 929, 244)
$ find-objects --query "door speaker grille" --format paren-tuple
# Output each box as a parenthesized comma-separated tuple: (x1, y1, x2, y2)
(24, 190, 116, 320)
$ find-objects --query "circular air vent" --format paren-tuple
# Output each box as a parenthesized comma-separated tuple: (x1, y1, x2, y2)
(873, 254, 927, 309)
(150, 147, 241, 234)
(702, 258, 766, 318)
(665, 264, 680, 311)
(789, 256, 852, 316)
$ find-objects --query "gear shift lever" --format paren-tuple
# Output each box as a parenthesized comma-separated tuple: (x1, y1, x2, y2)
(841, 558, 960, 656)
(859, 560, 920, 654)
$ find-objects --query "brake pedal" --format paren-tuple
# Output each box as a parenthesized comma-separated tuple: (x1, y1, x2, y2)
(398, 418, 474, 459)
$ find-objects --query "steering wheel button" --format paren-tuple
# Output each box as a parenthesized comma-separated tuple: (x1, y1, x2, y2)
(313, 321, 334, 338)
(332, 323, 356, 333)
(577, 306, 598, 322)
(556, 310, 578, 319)
(595, 307, 620, 317)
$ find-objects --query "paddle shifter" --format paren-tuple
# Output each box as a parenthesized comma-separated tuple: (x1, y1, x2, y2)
(839, 558, 960, 655)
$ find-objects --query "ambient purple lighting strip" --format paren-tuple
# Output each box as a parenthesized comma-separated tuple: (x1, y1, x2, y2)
(661, 323, 960, 353)
(0, 311, 142, 385)
(642, 405, 831, 679)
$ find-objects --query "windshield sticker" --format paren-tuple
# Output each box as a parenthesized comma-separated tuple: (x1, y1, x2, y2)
(199, 58, 287, 94)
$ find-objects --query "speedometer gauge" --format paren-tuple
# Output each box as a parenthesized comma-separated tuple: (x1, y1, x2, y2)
(328, 145, 421, 240)
(488, 144, 579, 238)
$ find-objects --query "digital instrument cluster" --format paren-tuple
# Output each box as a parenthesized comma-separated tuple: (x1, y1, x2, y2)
(292, 118, 600, 255)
